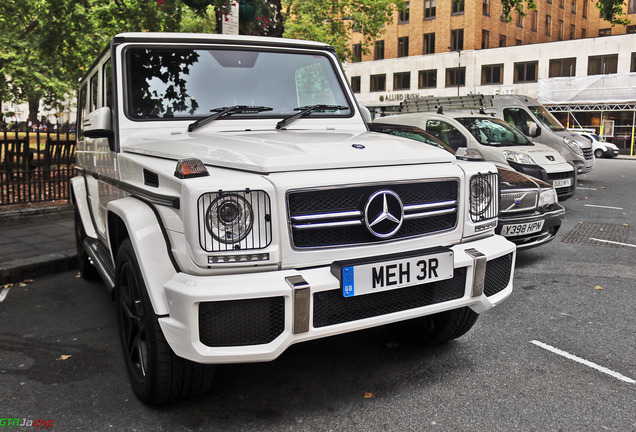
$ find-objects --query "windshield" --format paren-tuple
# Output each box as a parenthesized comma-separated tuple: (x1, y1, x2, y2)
(456, 117, 533, 147)
(528, 106, 566, 131)
(125, 47, 351, 120)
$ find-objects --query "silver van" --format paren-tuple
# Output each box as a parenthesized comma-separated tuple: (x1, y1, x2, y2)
(401, 95, 594, 175)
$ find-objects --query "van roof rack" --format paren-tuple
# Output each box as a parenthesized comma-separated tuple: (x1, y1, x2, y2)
(400, 95, 494, 113)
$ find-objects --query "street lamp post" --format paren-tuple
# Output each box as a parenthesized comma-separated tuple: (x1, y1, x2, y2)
(448, 46, 462, 96)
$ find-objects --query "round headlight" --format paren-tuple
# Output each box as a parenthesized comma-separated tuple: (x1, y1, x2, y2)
(563, 137, 584, 156)
(206, 194, 253, 244)
(470, 178, 493, 217)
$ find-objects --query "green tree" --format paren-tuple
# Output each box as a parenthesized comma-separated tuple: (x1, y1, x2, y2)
(501, 0, 629, 26)
(282, 0, 405, 62)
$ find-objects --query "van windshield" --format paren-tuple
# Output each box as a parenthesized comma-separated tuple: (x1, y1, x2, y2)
(125, 47, 351, 120)
(528, 106, 566, 132)
(456, 117, 533, 147)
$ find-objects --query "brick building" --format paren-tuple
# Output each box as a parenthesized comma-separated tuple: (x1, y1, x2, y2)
(350, 0, 636, 61)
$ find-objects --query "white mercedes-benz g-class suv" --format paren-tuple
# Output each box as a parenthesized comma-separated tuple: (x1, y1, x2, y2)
(72, 33, 516, 405)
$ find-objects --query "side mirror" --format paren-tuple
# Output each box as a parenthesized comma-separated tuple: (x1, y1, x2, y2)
(359, 105, 372, 125)
(455, 147, 485, 162)
(82, 107, 115, 151)
(528, 122, 541, 137)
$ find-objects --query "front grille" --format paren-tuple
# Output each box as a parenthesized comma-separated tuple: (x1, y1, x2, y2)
(313, 268, 467, 327)
(288, 180, 458, 249)
(484, 253, 513, 297)
(583, 148, 593, 160)
(500, 190, 538, 214)
(199, 297, 285, 347)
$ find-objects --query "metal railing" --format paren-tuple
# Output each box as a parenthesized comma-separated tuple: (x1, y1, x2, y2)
(0, 124, 76, 206)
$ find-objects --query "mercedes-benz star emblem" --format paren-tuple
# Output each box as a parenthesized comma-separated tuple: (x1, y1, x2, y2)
(364, 190, 404, 238)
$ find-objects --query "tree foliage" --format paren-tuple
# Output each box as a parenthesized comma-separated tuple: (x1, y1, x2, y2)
(282, 0, 405, 62)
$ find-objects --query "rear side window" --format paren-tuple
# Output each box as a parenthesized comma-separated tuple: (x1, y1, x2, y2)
(426, 120, 467, 151)
(89, 73, 99, 113)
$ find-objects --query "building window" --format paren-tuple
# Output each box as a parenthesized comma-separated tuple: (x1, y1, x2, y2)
(559, 0, 564, 8)
(423, 33, 436, 54)
(547, 0, 552, 3)
(516, 39, 523, 45)
(424, 0, 436, 18)
(531, 10, 538, 31)
(399, 1, 410, 24)
(570, 25, 575, 39)
(393, 72, 411, 90)
(571, 0, 577, 13)
(545, 15, 551, 36)
(588, 54, 618, 75)
(351, 76, 361, 93)
(352, 44, 362, 62)
(398, 36, 409, 57)
(374, 40, 385, 60)
(482, 30, 490, 49)
(582, 28, 586, 38)
(628, 25, 636, 34)
(418, 69, 437, 88)
(630, 0, 636, 13)
(500, 9, 507, 22)
(549, 58, 576, 77)
(499, 34, 507, 47)
(599, 28, 611, 37)
(582, 0, 588, 17)
(483, 0, 490, 15)
(370, 74, 386, 92)
(451, 29, 464, 51)
(514, 61, 538, 82)
(559, 20, 564, 39)
(446, 67, 466, 87)
(481, 64, 503, 84)
(452, 0, 465, 14)
(631, 53, 636, 72)
(517, 12, 523, 27)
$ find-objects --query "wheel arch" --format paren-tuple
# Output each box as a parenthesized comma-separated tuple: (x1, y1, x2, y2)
(107, 197, 178, 315)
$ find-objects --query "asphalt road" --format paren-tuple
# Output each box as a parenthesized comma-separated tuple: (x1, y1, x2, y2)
(1, 158, 635, 431)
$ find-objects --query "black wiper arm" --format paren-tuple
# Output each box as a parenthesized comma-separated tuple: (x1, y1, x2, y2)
(188, 105, 272, 132)
(275, 104, 349, 130)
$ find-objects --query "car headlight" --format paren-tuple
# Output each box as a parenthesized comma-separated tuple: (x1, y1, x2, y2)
(469, 172, 498, 222)
(563, 137, 584, 156)
(198, 190, 272, 252)
(503, 150, 536, 165)
(538, 187, 558, 206)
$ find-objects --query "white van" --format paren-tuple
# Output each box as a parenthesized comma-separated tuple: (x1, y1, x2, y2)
(401, 95, 595, 175)
(374, 110, 576, 200)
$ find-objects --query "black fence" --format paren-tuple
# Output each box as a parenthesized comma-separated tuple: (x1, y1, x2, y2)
(0, 124, 76, 206)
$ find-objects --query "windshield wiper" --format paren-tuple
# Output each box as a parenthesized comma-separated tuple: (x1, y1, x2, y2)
(188, 105, 272, 132)
(275, 104, 349, 130)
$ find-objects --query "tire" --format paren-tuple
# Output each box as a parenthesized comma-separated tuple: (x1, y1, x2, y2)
(115, 239, 214, 405)
(74, 208, 100, 281)
(386, 307, 479, 346)
(594, 149, 604, 159)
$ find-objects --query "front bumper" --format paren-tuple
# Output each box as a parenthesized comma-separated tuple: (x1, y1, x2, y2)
(497, 205, 565, 250)
(507, 162, 576, 201)
(159, 235, 516, 364)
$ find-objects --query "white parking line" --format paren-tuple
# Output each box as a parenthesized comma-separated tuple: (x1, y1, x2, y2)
(577, 187, 597, 190)
(584, 204, 624, 210)
(531, 340, 635, 384)
(589, 238, 636, 248)
(0, 286, 10, 302)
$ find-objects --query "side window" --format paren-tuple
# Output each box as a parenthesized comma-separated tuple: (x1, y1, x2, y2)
(89, 73, 99, 113)
(78, 85, 88, 132)
(503, 108, 534, 135)
(103, 59, 113, 110)
(426, 120, 467, 151)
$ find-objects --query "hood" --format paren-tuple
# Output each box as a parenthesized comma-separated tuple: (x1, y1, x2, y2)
(121, 129, 455, 174)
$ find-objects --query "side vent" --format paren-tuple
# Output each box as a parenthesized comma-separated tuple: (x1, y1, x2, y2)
(143, 169, 159, 188)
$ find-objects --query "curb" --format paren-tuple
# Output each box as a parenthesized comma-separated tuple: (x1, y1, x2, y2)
(0, 253, 78, 285)
(0, 203, 74, 228)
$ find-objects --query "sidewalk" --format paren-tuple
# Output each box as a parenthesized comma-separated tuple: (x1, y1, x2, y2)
(0, 203, 76, 284)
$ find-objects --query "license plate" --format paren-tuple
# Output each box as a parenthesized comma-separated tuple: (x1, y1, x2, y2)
(333, 250, 454, 297)
(501, 220, 545, 237)
(552, 178, 572, 188)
